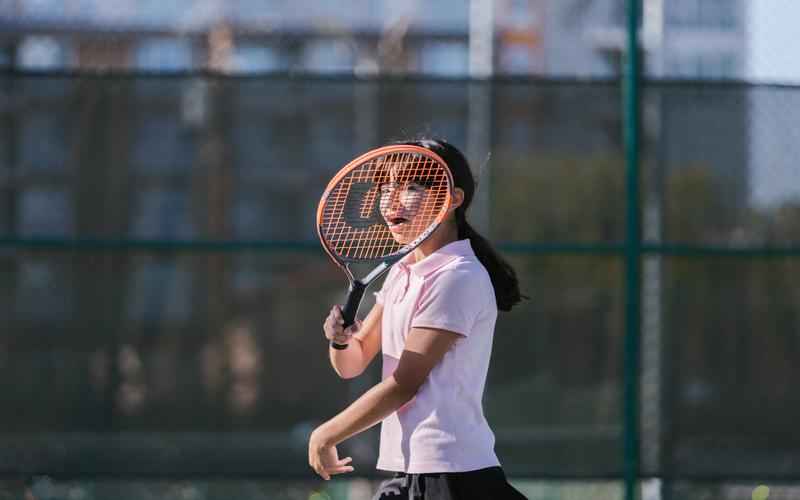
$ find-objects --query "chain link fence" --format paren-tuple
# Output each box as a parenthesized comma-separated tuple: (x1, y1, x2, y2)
(1, 1, 800, 500)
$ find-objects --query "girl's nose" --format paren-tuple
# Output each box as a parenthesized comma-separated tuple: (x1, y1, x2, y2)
(386, 191, 403, 212)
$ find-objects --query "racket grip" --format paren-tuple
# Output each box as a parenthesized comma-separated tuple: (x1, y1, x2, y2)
(331, 280, 367, 350)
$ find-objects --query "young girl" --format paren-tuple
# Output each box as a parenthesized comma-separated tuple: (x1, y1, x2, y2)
(309, 139, 527, 499)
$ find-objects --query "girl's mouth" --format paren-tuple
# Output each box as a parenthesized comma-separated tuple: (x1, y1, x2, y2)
(387, 217, 409, 228)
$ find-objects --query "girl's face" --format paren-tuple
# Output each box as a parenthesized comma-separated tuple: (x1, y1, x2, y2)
(380, 179, 431, 244)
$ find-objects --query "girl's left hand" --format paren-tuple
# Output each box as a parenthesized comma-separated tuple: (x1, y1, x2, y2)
(308, 428, 354, 480)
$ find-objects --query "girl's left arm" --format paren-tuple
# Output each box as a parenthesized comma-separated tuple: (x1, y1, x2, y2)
(308, 326, 460, 479)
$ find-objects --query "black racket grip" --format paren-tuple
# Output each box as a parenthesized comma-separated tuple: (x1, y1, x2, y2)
(331, 280, 367, 350)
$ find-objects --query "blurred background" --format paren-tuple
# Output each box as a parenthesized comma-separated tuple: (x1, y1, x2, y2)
(1, 1, 799, 499)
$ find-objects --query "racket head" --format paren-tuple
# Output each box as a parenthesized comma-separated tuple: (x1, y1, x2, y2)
(317, 144, 454, 270)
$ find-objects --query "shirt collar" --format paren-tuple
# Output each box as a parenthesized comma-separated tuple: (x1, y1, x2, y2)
(397, 239, 475, 278)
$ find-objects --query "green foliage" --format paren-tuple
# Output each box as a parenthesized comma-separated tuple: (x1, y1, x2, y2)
(491, 153, 625, 243)
(486, 151, 800, 445)
(665, 164, 735, 242)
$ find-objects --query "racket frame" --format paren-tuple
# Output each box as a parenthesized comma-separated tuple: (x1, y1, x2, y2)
(316, 145, 454, 349)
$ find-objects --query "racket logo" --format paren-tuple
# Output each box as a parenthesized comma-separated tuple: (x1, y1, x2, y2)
(342, 181, 383, 229)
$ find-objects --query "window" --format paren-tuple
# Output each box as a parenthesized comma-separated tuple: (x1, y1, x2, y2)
(302, 40, 355, 73)
(719, 54, 737, 78)
(499, 44, 534, 74)
(309, 115, 355, 164)
(132, 115, 194, 171)
(692, 54, 704, 77)
(16, 259, 72, 321)
(666, 54, 717, 78)
(232, 194, 296, 240)
(0, 191, 8, 235)
(232, 190, 305, 240)
(700, 0, 737, 28)
(134, 38, 193, 71)
(20, 114, 68, 170)
(17, 36, 72, 70)
(510, 0, 534, 21)
(230, 45, 284, 74)
(699, 53, 739, 79)
(233, 113, 293, 174)
(667, 0, 738, 28)
(130, 189, 194, 239)
(610, 0, 627, 26)
(126, 259, 192, 323)
(417, 41, 468, 76)
(232, 254, 272, 295)
(232, 197, 265, 240)
(0, 47, 11, 68)
(19, 188, 73, 237)
(0, 123, 10, 173)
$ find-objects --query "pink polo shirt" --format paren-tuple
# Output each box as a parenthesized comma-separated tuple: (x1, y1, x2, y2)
(371, 238, 500, 473)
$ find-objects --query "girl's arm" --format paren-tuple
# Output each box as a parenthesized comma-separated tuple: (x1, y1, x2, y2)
(309, 327, 460, 478)
(327, 303, 383, 379)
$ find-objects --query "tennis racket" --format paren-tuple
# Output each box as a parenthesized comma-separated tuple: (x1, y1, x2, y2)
(317, 144, 454, 349)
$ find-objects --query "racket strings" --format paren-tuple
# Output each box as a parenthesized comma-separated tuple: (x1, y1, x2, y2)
(320, 150, 451, 261)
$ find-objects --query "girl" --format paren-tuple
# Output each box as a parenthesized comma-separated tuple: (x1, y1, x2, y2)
(309, 139, 527, 499)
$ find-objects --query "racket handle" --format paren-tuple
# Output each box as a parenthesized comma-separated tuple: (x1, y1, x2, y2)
(331, 280, 367, 350)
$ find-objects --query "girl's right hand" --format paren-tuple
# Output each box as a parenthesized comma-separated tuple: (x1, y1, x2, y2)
(324, 305, 361, 346)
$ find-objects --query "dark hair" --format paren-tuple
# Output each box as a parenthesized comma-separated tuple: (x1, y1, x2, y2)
(398, 138, 526, 312)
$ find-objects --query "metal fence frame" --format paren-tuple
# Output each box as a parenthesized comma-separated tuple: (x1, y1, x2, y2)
(2, 2, 800, 499)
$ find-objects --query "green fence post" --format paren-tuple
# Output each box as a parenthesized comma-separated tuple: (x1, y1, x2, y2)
(623, 1, 642, 500)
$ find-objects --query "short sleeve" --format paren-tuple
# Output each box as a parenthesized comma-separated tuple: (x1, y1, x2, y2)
(410, 268, 489, 337)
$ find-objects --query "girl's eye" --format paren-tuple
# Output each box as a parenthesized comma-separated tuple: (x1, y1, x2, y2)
(406, 183, 425, 192)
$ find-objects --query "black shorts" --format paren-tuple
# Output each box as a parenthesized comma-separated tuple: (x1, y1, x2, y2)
(372, 466, 528, 500)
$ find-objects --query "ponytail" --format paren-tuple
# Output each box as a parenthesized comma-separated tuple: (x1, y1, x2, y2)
(456, 208, 525, 312)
